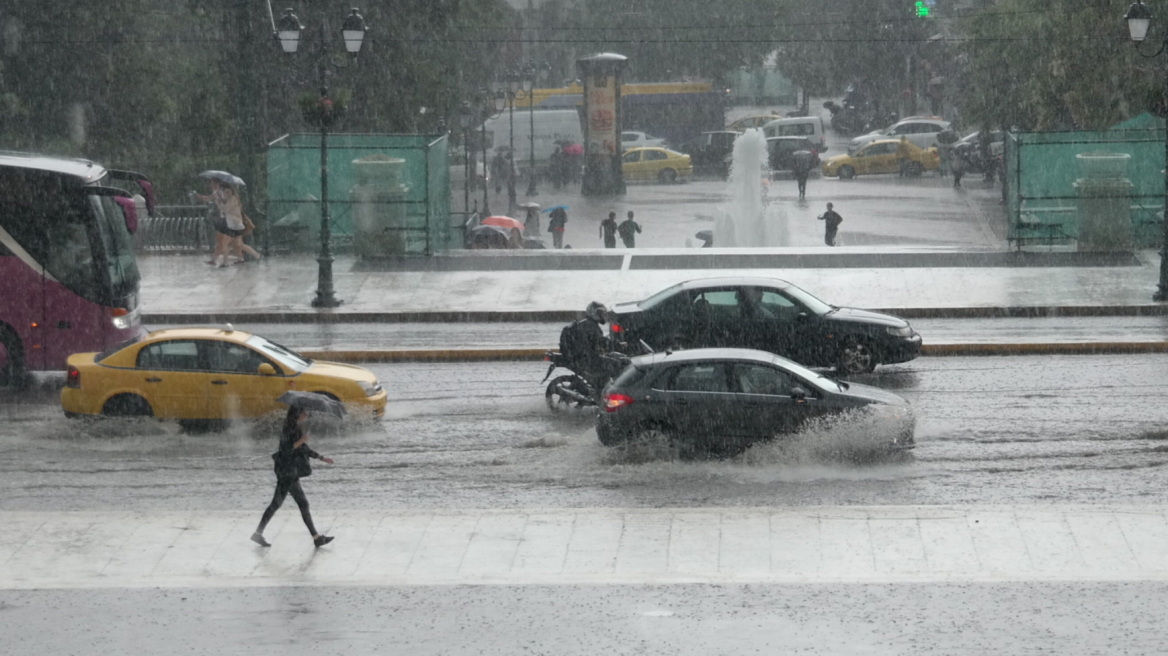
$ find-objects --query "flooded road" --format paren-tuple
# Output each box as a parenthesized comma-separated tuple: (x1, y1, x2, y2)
(2, 353, 1167, 512)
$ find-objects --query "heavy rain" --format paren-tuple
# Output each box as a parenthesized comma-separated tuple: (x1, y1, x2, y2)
(4, 1, 1168, 653)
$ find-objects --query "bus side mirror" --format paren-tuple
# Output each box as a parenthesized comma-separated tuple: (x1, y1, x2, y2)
(112, 196, 138, 234)
(257, 363, 277, 376)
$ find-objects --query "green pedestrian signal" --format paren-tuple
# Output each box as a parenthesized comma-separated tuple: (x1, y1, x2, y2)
(914, 0, 931, 17)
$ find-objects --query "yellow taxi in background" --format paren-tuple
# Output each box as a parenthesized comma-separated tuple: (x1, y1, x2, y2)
(621, 147, 693, 183)
(822, 139, 940, 179)
(61, 327, 387, 422)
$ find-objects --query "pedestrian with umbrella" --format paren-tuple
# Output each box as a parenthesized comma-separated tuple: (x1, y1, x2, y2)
(545, 205, 569, 248)
(250, 391, 341, 548)
(193, 171, 260, 267)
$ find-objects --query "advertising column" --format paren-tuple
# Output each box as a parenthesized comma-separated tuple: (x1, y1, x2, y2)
(577, 53, 628, 196)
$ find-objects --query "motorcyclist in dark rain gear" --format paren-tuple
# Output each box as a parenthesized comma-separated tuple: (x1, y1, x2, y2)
(544, 302, 629, 411)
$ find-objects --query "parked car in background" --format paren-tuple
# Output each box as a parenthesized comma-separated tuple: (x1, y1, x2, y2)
(822, 139, 939, 179)
(61, 327, 387, 424)
(761, 116, 827, 153)
(766, 136, 820, 172)
(608, 277, 922, 375)
(621, 147, 693, 183)
(848, 116, 950, 153)
(727, 114, 782, 132)
(678, 130, 742, 178)
(953, 129, 1005, 174)
(595, 347, 915, 454)
(621, 130, 668, 150)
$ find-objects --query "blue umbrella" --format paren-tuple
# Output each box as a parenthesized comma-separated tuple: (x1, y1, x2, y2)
(541, 204, 570, 214)
(199, 170, 247, 188)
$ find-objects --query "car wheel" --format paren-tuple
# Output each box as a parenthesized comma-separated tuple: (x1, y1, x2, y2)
(836, 338, 878, 375)
(0, 327, 27, 389)
(102, 394, 154, 418)
(838, 165, 856, 180)
(546, 375, 592, 412)
(658, 168, 678, 184)
(904, 161, 924, 177)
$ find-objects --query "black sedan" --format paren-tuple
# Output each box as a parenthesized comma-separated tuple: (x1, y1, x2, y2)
(596, 348, 915, 453)
(608, 277, 922, 375)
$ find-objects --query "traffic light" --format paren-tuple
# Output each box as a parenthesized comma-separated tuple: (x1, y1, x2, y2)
(914, 0, 934, 17)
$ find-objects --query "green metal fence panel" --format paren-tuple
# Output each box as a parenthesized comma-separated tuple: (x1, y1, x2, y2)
(1005, 124, 1164, 248)
(266, 133, 450, 255)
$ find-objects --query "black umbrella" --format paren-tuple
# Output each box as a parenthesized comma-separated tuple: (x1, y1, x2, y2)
(277, 391, 346, 418)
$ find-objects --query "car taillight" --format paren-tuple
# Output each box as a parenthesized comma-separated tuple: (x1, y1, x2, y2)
(66, 366, 81, 389)
(610, 323, 623, 334)
(604, 393, 634, 412)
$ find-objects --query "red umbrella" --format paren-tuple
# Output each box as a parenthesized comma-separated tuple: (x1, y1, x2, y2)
(562, 143, 584, 155)
(481, 215, 524, 231)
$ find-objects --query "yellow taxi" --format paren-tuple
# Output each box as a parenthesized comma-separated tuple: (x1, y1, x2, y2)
(822, 139, 940, 179)
(621, 147, 693, 183)
(61, 327, 387, 422)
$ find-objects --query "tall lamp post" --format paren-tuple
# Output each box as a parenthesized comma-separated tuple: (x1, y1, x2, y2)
(276, 7, 367, 309)
(523, 65, 538, 196)
(500, 70, 521, 213)
(480, 89, 507, 217)
(1125, 1, 1168, 301)
(459, 101, 473, 215)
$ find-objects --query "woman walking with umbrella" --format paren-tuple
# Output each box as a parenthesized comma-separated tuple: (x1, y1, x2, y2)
(251, 393, 340, 548)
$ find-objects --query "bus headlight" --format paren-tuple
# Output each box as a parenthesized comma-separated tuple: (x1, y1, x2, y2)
(109, 305, 141, 330)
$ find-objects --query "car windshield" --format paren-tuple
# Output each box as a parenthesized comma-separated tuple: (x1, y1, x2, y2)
(771, 354, 846, 392)
(246, 335, 311, 372)
(779, 282, 835, 315)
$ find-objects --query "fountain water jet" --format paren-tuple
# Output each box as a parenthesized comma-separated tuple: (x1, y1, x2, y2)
(715, 128, 788, 247)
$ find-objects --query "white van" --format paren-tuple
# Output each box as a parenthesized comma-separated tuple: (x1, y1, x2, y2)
(762, 116, 827, 152)
(483, 109, 583, 173)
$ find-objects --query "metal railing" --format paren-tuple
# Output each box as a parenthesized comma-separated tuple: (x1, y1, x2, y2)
(135, 205, 214, 253)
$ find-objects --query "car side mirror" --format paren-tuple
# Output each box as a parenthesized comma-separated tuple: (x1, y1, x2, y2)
(795, 312, 809, 322)
(257, 363, 277, 376)
(790, 386, 808, 403)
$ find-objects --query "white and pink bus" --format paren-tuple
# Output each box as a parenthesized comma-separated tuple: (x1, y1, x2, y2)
(0, 152, 155, 386)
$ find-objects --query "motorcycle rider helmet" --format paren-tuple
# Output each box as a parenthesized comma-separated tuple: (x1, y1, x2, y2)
(585, 301, 609, 324)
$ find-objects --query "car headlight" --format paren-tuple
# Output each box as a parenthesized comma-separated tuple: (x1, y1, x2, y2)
(886, 325, 915, 337)
(358, 380, 382, 397)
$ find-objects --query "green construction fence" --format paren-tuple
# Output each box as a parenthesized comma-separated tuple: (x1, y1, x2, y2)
(1004, 120, 1165, 250)
(266, 133, 451, 256)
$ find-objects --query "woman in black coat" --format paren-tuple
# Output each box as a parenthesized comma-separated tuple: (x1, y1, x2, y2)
(251, 406, 335, 548)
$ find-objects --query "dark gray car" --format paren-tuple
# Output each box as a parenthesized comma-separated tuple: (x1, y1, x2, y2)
(596, 348, 915, 453)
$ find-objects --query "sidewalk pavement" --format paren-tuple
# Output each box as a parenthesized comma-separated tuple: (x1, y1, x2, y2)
(4, 505, 1168, 590)
(6, 501, 1168, 590)
(139, 248, 1168, 323)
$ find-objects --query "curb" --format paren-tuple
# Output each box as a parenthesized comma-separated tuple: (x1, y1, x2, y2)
(144, 305, 1168, 325)
(298, 342, 1168, 363)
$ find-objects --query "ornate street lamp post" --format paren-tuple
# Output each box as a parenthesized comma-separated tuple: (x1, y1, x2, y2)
(1125, 1, 1168, 300)
(276, 7, 366, 309)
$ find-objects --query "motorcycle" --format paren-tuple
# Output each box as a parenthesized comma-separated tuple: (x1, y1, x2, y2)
(542, 340, 652, 412)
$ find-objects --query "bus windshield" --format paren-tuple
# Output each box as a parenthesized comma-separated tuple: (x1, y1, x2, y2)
(90, 192, 140, 300)
(0, 169, 139, 305)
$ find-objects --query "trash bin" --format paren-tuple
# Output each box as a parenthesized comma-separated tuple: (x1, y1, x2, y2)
(351, 155, 410, 257)
(1074, 152, 1133, 253)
